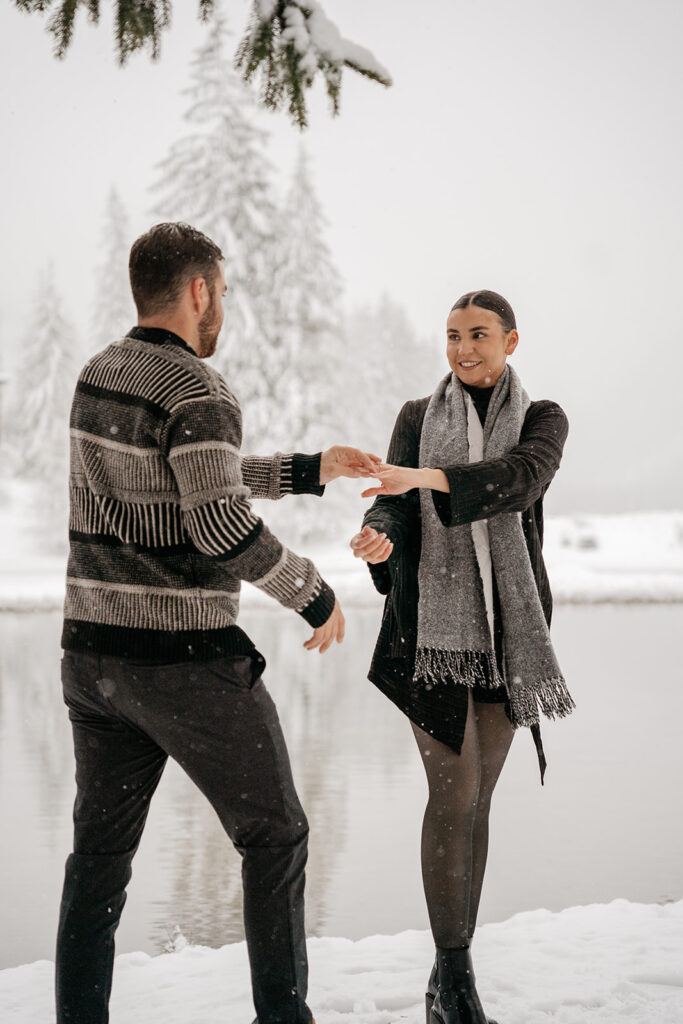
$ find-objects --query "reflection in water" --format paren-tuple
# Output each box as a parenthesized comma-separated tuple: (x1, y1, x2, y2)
(1, 614, 75, 837)
(142, 605, 404, 950)
(1, 603, 682, 970)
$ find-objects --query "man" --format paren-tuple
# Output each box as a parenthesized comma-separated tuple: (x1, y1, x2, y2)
(56, 222, 378, 1024)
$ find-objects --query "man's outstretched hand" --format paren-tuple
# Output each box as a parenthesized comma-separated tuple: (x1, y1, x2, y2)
(303, 599, 346, 654)
(319, 446, 381, 485)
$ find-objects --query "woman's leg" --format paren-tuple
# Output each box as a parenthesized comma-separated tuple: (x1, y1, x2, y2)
(467, 701, 514, 941)
(411, 691, 481, 948)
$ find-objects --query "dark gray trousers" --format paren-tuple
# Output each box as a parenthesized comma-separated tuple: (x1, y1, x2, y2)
(56, 649, 313, 1024)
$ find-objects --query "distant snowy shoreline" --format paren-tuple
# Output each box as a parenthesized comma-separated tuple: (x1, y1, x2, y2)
(4, 566, 683, 614)
(1, 481, 682, 612)
(2, 899, 682, 1023)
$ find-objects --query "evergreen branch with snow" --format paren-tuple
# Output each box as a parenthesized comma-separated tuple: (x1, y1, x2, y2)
(13, 1, 392, 126)
(236, 2, 392, 128)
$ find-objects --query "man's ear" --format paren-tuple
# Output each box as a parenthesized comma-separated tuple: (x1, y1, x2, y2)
(189, 275, 207, 315)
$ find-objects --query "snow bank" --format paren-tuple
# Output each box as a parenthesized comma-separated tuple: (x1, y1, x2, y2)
(1, 900, 682, 1023)
(545, 510, 683, 604)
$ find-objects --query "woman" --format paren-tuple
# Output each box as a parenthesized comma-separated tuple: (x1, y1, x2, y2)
(350, 290, 575, 1024)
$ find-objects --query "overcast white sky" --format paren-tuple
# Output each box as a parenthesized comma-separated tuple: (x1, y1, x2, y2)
(1, 0, 682, 513)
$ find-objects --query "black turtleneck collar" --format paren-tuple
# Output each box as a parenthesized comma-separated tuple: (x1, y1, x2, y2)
(461, 379, 494, 427)
(127, 325, 196, 357)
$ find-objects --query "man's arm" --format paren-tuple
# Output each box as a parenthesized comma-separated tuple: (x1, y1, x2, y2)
(240, 453, 326, 500)
(240, 447, 380, 500)
(162, 396, 336, 630)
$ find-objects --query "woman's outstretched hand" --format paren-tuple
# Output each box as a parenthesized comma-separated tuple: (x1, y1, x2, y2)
(361, 464, 421, 497)
(349, 525, 394, 563)
(319, 446, 382, 484)
(361, 464, 450, 497)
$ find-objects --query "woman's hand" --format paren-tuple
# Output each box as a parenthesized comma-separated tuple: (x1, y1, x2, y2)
(361, 464, 450, 497)
(349, 525, 394, 563)
(361, 464, 422, 497)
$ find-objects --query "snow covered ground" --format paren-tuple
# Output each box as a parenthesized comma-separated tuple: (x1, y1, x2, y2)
(1, 479, 682, 610)
(2, 899, 682, 1023)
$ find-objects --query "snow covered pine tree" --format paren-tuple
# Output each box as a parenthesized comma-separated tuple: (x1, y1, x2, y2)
(151, 14, 286, 454)
(276, 145, 345, 452)
(9, 266, 81, 545)
(267, 145, 354, 542)
(90, 187, 136, 353)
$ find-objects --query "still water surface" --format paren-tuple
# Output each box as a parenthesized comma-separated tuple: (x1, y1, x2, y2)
(1, 603, 681, 969)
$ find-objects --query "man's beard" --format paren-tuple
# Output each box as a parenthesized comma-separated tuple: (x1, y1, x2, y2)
(197, 294, 221, 358)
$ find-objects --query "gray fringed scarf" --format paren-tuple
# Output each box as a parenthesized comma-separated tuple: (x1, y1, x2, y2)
(414, 365, 575, 728)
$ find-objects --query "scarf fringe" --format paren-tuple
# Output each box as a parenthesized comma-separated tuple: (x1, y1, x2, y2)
(414, 648, 576, 730)
(508, 676, 576, 728)
(413, 647, 505, 690)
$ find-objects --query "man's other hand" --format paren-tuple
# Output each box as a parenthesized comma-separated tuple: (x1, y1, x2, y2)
(303, 599, 345, 653)
(319, 446, 381, 484)
(349, 525, 394, 564)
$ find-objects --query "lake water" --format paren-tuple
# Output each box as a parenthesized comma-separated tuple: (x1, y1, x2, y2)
(1, 603, 682, 970)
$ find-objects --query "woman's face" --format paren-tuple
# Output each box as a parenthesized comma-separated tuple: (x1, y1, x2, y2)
(446, 305, 519, 388)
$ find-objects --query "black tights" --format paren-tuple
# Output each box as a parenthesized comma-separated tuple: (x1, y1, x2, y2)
(412, 691, 514, 949)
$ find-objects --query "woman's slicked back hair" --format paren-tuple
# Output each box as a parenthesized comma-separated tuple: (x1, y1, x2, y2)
(450, 290, 517, 333)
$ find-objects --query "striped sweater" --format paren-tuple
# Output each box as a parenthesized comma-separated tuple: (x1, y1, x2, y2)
(61, 326, 335, 663)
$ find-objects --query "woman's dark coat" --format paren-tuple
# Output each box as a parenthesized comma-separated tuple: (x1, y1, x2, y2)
(362, 394, 569, 780)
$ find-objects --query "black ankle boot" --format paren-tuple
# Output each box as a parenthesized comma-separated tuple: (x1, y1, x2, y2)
(426, 951, 500, 1024)
(425, 956, 439, 1022)
(429, 947, 493, 1024)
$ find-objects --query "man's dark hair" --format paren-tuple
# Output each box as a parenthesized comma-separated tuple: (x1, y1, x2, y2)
(451, 290, 517, 333)
(129, 223, 224, 317)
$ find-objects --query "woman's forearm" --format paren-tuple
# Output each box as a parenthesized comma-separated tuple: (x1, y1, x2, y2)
(420, 468, 450, 493)
(394, 467, 450, 492)
(365, 465, 450, 497)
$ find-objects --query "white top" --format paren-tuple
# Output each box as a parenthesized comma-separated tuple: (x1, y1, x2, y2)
(465, 393, 495, 644)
